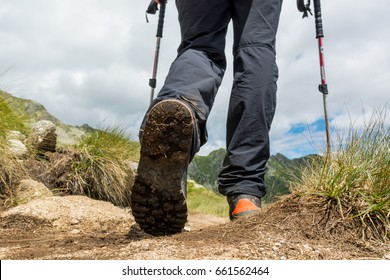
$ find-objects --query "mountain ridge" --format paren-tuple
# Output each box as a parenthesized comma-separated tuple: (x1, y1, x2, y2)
(188, 149, 315, 204)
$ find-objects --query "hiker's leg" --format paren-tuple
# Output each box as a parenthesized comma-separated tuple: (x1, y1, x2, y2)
(132, 0, 232, 235)
(150, 0, 231, 153)
(218, 0, 283, 198)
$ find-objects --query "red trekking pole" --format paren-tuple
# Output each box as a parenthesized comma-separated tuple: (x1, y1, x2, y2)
(298, 0, 331, 156)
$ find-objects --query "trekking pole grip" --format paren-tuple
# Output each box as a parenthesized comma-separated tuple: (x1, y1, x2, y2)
(313, 0, 324, 38)
(157, 1, 167, 38)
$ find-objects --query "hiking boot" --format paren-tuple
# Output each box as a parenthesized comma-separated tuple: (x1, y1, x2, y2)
(131, 99, 195, 236)
(227, 194, 261, 220)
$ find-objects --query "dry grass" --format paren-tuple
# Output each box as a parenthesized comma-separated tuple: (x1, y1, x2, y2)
(0, 140, 28, 206)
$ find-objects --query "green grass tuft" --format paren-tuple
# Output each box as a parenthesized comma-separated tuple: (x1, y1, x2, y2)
(291, 107, 389, 241)
(66, 126, 136, 206)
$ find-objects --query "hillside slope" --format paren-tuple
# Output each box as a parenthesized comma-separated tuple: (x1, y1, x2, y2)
(0, 90, 92, 146)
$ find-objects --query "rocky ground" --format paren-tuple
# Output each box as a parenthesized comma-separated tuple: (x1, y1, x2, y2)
(1, 193, 389, 260)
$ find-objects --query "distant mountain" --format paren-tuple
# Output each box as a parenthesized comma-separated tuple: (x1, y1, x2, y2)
(188, 148, 226, 192)
(0, 90, 93, 146)
(188, 148, 315, 203)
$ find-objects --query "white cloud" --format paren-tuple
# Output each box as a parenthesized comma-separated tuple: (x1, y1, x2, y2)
(1, 0, 389, 158)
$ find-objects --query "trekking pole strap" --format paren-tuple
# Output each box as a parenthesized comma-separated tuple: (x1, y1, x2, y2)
(297, 0, 312, 18)
(146, 0, 158, 15)
(146, 0, 157, 23)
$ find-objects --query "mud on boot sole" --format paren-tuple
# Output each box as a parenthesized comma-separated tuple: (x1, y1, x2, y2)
(131, 99, 194, 236)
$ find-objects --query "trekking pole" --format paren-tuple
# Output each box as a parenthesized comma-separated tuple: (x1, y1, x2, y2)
(297, 0, 331, 156)
(146, 0, 167, 104)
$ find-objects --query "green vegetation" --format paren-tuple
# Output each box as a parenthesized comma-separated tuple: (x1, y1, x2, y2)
(0, 95, 28, 201)
(187, 180, 229, 217)
(265, 153, 315, 202)
(0, 93, 28, 138)
(291, 108, 389, 241)
(66, 127, 137, 207)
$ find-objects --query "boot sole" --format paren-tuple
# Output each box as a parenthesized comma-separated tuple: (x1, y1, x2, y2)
(131, 100, 194, 236)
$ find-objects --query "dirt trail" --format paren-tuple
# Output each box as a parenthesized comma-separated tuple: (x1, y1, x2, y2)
(1, 195, 389, 260)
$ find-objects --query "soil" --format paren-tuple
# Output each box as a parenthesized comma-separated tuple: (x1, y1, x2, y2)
(1, 194, 389, 260)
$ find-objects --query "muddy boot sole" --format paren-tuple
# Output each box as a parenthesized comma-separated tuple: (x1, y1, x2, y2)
(131, 100, 194, 236)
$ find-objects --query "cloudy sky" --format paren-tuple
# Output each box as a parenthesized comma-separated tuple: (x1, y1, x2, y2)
(1, 0, 389, 158)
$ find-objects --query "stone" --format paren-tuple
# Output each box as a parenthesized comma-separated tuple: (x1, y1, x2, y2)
(70, 229, 81, 235)
(7, 139, 28, 158)
(1, 196, 133, 231)
(70, 219, 80, 225)
(26, 120, 57, 154)
(7, 130, 26, 142)
(6, 131, 28, 158)
(15, 179, 53, 204)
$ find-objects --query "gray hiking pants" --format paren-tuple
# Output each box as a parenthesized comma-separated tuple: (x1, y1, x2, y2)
(151, 0, 283, 199)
